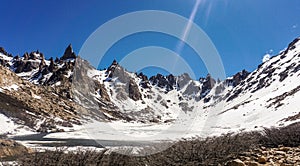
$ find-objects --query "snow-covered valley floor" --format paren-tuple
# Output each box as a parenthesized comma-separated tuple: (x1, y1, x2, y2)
(8, 108, 300, 154)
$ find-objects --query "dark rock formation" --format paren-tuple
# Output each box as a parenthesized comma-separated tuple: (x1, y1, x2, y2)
(94, 81, 110, 102)
(128, 78, 142, 101)
(200, 74, 216, 97)
(284, 37, 300, 54)
(177, 73, 192, 88)
(0, 47, 9, 56)
(149, 74, 176, 91)
(226, 70, 250, 87)
(107, 60, 132, 83)
(138, 72, 151, 88)
(60, 44, 76, 60)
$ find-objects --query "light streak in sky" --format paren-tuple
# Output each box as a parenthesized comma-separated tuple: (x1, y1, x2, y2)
(173, 0, 202, 73)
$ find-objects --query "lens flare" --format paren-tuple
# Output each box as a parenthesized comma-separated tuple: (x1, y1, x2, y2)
(181, 0, 202, 42)
(173, 0, 202, 73)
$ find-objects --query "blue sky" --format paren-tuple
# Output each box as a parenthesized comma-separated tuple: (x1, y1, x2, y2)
(0, 0, 299, 79)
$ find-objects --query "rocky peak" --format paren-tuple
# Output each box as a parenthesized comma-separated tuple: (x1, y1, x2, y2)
(226, 69, 250, 87)
(148, 73, 194, 91)
(107, 59, 118, 72)
(0, 45, 77, 87)
(137, 72, 148, 81)
(0, 47, 6, 55)
(284, 37, 300, 54)
(60, 44, 76, 60)
(233, 69, 249, 85)
(106, 60, 132, 84)
(111, 59, 118, 65)
(48, 57, 55, 72)
(14, 52, 45, 73)
(200, 74, 216, 97)
(149, 74, 176, 91)
(167, 74, 176, 87)
(0, 48, 12, 67)
(39, 59, 46, 69)
(0, 47, 11, 57)
(201, 74, 216, 87)
(29, 52, 37, 60)
(137, 72, 151, 88)
(177, 73, 192, 88)
(14, 60, 39, 74)
(23, 52, 29, 60)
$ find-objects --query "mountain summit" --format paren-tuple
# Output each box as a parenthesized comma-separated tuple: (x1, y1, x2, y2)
(61, 44, 77, 60)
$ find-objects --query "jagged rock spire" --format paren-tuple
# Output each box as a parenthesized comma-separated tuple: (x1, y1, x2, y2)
(0, 47, 9, 56)
(61, 44, 76, 60)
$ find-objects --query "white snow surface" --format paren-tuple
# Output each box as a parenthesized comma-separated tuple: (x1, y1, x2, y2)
(2, 84, 19, 91)
(0, 53, 12, 61)
(0, 113, 35, 136)
(0, 114, 16, 135)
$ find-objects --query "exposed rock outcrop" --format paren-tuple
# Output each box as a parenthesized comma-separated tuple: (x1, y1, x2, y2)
(60, 44, 76, 60)
(0, 139, 32, 159)
(200, 74, 216, 97)
(149, 74, 176, 91)
(137, 72, 151, 89)
(0, 65, 81, 132)
(226, 69, 249, 87)
(128, 78, 142, 101)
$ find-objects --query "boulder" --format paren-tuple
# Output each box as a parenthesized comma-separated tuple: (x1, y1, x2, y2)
(0, 139, 32, 158)
(226, 159, 245, 166)
(258, 156, 267, 164)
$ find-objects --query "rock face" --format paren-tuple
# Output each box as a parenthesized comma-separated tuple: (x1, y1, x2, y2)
(13, 52, 44, 73)
(60, 44, 76, 60)
(0, 47, 8, 55)
(0, 139, 31, 158)
(128, 78, 142, 101)
(200, 74, 216, 95)
(107, 60, 131, 83)
(226, 69, 250, 87)
(148, 72, 194, 92)
(149, 74, 177, 91)
(177, 73, 192, 88)
(284, 37, 300, 54)
(106, 60, 143, 101)
(0, 64, 81, 132)
(137, 72, 151, 89)
(94, 81, 110, 102)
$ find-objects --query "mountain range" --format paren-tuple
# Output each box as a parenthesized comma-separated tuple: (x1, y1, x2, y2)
(0, 37, 300, 138)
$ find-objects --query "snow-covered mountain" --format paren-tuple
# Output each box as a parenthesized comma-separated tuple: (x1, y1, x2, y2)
(0, 37, 300, 137)
(0, 45, 80, 135)
(72, 37, 300, 130)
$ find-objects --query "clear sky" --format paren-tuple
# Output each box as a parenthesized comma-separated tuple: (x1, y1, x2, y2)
(0, 0, 299, 79)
